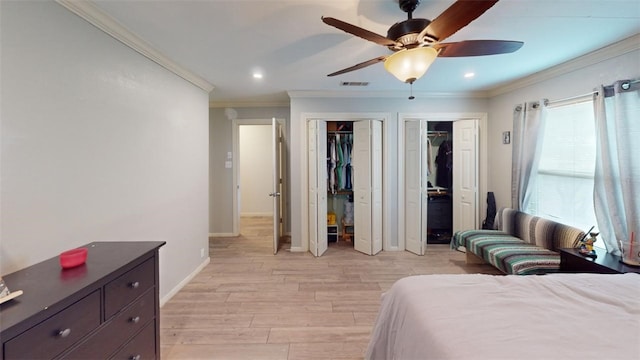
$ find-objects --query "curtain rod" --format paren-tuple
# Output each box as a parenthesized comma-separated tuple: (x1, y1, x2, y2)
(522, 79, 640, 110)
(546, 92, 596, 108)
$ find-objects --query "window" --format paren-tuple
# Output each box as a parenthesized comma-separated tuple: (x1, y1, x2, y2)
(525, 99, 599, 244)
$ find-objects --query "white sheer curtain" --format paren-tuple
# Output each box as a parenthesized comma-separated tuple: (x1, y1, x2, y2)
(511, 100, 548, 211)
(593, 80, 640, 255)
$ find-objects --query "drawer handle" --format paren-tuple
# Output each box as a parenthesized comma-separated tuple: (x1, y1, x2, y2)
(130, 316, 141, 324)
(58, 328, 72, 338)
(129, 281, 140, 289)
(130, 355, 141, 360)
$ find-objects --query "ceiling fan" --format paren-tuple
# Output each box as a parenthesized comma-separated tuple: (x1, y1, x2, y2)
(322, 0, 523, 84)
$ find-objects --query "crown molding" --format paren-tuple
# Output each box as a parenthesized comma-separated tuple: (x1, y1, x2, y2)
(56, 0, 214, 93)
(488, 33, 640, 97)
(287, 89, 490, 99)
(209, 100, 291, 109)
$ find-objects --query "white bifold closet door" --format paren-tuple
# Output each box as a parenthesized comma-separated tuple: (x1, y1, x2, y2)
(307, 120, 382, 257)
(403, 119, 479, 255)
(353, 120, 383, 256)
(452, 119, 479, 234)
(308, 120, 328, 257)
(404, 120, 428, 255)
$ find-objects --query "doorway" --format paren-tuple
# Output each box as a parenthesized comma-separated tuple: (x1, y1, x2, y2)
(398, 113, 488, 255)
(239, 125, 272, 218)
(308, 119, 383, 257)
(232, 118, 285, 254)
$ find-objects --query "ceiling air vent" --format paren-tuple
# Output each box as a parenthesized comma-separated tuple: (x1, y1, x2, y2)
(340, 81, 369, 87)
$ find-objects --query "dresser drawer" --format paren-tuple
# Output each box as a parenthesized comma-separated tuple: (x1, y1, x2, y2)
(4, 290, 101, 360)
(61, 289, 155, 359)
(105, 257, 154, 319)
(109, 320, 157, 360)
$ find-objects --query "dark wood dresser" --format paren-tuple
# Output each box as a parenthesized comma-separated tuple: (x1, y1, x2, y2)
(559, 247, 640, 274)
(0, 241, 165, 360)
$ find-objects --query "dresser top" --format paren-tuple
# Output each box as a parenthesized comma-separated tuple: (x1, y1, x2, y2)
(0, 241, 165, 335)
(560, 247, 640, 274)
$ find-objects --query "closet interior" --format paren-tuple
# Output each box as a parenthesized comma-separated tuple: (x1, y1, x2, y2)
(426, 121, 453, 244)
(327, 121, 354, 245)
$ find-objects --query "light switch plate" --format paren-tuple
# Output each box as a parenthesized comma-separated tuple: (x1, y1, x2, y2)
(502, 131, 511, 144)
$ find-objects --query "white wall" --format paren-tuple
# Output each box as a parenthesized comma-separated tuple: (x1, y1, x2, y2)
(487, 46, 640, 211)
(0, 1, 210, 302)
(239, 125, 273, 216)
(288, 96, 489, 251)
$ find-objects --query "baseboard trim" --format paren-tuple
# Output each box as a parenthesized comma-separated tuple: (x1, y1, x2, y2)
(289, 246, 305, 252)
(160, 257, 210, 307)
(209, 232, 236, 237)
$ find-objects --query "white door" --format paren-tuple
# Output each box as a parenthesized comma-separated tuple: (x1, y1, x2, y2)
(308, 121, 328, 256)
(453, 119, 479, 234)
(371, 121, 383, 255)
(404, 120, 426, 255)
(353, 120, 383, 255)
(271, 118, 282, 255)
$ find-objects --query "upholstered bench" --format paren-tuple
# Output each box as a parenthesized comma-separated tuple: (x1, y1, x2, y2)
(452, 208, 586, 275)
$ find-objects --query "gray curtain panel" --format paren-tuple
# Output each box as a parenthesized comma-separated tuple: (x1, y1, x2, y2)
(593, 79, 640, 255)
(511, 100, 548, 211)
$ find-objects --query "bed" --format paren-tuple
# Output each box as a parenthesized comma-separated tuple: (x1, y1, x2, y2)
(366, 273, 640, 359)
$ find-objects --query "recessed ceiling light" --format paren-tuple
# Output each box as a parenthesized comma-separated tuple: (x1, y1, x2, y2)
(253, 72, 263, 79)
(464, 72, 475, 78)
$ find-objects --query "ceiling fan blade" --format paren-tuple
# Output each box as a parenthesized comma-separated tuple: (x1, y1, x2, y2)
(322, 16, 397, 47)
(418, 0, 499, 42)
(327, 56, 387, 77)
(435, 40, 523, 57)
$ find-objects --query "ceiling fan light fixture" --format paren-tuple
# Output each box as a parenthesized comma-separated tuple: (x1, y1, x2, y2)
(384, 47, 438, 83)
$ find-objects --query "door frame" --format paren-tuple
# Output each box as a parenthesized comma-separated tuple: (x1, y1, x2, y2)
(397, 113, 488, 251)
(272, 118, 282, 254)
(232, 118, 286, 237)
(300, 112, 392, 253)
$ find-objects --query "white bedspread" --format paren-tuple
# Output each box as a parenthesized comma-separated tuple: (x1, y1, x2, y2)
(366, 273, 640, 360)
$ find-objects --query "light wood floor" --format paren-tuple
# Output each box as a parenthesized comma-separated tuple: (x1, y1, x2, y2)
(160, 216, 501, 360)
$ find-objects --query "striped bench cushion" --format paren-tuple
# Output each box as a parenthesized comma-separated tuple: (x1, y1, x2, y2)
(481, 243, 561, 275)
(453, 230, 519, 251)
(453, 230, 561, 275)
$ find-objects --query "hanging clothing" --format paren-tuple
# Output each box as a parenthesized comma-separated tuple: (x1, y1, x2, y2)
(435, 140, 453, 188)
(329, 135, 337, 193)
(345, 134, 352, 190)
(335, 134, 343, 190)
(340, 135, 349, 190)
(426, 137, 433, 177)
(327, 132, 354, 192)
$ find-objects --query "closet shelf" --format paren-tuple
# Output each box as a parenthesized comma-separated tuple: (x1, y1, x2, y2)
(427, 130, 449, 138)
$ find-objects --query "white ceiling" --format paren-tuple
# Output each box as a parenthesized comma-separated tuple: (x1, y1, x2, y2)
(90, 0, 640, 104)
